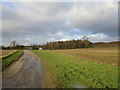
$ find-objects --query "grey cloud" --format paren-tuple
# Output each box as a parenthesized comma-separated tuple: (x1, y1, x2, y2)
(2, 2, 118, 46)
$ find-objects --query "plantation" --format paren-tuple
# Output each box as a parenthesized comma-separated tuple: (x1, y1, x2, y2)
(33, 49, 118, 88)
(2, 50, 23, 71)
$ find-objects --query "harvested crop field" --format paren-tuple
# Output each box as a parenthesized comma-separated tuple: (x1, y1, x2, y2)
(33, 46, 118, 88)
(1, 50, 17, 57)
(51, 47, 118, 66)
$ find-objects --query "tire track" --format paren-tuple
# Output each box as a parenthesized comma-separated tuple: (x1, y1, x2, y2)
(2, 50, 43, 88)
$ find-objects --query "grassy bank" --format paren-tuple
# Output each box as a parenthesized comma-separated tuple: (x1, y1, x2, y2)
(2, 50, 23, 71)
(33, 50, 118, 88)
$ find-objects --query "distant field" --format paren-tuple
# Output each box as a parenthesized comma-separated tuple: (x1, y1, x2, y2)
(92, 41, 119, 48)
(0, 50, 17, 57)
(33, 48, 118, 88)
(51, 47, 118, 66)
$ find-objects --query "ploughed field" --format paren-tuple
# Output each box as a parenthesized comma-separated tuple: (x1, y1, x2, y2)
(33, 46, 118, 88)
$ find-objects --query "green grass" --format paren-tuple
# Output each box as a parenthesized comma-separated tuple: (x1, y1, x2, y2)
(51, 47, 118, 66)
(1, 50, 17, 59)
(1, 50, 17, 56)
(33, 50, 118, 88)
(2, 50, 23, 71)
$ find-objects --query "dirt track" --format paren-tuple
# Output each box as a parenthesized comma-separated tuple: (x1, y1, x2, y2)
(2, 50, 46, 88)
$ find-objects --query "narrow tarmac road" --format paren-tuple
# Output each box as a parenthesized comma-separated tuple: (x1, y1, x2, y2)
(2, 50, 44, 88)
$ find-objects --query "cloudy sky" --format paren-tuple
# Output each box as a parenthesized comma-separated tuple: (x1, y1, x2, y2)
(1, 1, 118, 46)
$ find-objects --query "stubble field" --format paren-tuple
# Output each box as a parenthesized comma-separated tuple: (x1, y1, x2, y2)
(33, 46, 118, 88)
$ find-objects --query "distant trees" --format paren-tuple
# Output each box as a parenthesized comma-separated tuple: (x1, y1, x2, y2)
(3, 41, 25, 50)
(10, 41, 17, 49)
(42, 37, 93, 50)
(30, 44, 41, 50)
(2, 37, 93, 50)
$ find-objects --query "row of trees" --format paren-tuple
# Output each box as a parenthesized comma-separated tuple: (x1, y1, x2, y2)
(2, 41, 26, 50)
(42, 39, 92, 50)
(2, 37, 93, 50)
(2, 41, 42, 50)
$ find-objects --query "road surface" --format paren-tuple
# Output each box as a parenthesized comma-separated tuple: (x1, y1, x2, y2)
(2, 50, 48, 88)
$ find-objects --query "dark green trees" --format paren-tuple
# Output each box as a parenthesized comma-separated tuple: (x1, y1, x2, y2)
(42, 39, 93, 50)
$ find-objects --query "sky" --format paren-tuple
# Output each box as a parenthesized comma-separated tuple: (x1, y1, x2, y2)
(1, 0, 118, 46)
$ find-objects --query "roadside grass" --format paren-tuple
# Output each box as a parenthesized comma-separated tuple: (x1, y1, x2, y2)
(1, 50, 23, 71)
(33, 50, 118, 88)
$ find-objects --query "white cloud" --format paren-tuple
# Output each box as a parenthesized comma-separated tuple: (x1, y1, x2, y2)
(2, 2, 118, 46)
(88, 33, 118, 42)
(1, 0, 119, 2)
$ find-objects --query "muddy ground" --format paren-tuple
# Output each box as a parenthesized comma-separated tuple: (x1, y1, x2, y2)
(2, 50, 54, 88)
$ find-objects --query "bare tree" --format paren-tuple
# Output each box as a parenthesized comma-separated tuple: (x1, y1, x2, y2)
(10, 41, 17, 49)
(82, 36, 89, 40)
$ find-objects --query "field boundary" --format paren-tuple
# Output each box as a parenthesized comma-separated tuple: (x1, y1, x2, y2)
(2, 50, 24, 71)
(1, 50, 17, 59)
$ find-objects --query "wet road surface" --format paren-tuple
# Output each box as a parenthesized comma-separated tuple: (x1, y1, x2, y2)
(2, 50, 43, 88)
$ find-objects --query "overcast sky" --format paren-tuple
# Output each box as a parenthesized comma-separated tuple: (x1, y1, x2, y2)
(1, 1, 118, 46)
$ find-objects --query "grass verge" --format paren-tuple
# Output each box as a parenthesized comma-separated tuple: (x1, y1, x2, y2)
(33, 50, 118, 88)
(2, 50, 23, 71)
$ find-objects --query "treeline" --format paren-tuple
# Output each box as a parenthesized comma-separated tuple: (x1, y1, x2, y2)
(1, 44, 40, 50)
(2, 45, 25, 50)
(1, 37, 93, 50)
(1, 41, 26, 50)
(42, 39, 93, 50)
